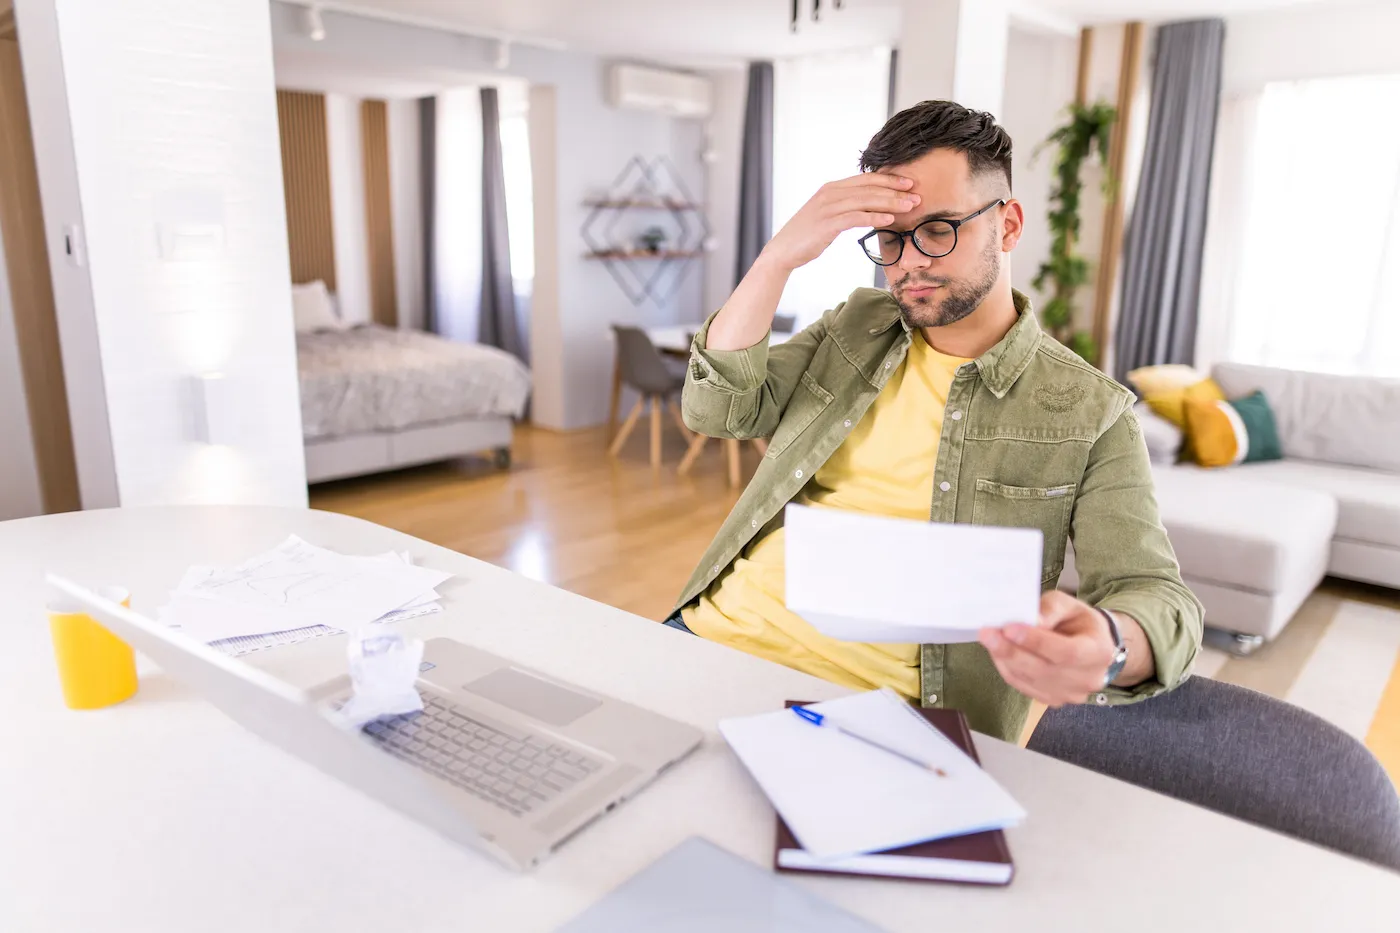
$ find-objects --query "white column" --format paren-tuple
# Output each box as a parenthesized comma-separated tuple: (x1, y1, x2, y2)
(326, 94, 372, 326)
(895, 0, 1010, 117)
(15, 0, 308, 508)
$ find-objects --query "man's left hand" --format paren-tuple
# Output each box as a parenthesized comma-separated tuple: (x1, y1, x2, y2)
(978, 591, 1127, 707)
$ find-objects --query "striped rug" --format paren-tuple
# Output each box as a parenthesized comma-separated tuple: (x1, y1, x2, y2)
(1197, 580, 1400, 789)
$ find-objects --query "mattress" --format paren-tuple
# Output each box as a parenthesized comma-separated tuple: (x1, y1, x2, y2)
(297, 326, 531, 440)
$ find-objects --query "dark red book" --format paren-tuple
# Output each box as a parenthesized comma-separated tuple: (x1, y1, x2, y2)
(774, 702, 1014, 885)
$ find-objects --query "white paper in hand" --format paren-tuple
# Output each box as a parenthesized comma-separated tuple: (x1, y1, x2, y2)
(784, 503, 1041, 643)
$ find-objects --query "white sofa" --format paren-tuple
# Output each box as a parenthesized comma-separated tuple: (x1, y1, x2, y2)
(1063, 363, 1400, 651)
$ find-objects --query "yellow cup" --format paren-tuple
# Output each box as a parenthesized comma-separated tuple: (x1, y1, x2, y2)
(48, 586, 138, 710)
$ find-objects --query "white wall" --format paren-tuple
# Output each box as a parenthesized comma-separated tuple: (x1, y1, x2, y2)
(325, 92, 372, 324)
(267, 2, 706, 430)
(386, 97, 424, 330)
(17, 0, 307, 508)
(999, 26, 1078, 307)
(0, 214, 44, 519)
(1223, 0, 1400, 94)
(702, 66, 745, 316)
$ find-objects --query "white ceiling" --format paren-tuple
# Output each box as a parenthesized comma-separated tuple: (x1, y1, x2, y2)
(301, 0, 1347, 63)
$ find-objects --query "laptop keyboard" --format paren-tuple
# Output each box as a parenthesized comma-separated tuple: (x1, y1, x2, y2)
(361, 693, 604, 817)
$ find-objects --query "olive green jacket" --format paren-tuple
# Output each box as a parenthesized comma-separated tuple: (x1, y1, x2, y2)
(673, 287, 1203, 741)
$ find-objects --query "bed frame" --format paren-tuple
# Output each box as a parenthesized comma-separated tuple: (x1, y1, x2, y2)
(304, 416, 513, 484)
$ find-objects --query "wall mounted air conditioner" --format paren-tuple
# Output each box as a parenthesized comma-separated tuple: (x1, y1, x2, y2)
(607, 63, 713, 119)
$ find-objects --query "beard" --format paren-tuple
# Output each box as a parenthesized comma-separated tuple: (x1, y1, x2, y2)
(890, 230, 1001, 328)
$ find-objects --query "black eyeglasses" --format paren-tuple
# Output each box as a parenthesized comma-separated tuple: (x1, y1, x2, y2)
(858, 199, 1006, 266)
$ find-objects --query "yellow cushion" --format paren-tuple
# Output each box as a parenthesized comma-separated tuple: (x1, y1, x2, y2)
(1144, 378, 1225, 429)
(1183, 397, 1242, 467)
(1126, 364, 1204, 398)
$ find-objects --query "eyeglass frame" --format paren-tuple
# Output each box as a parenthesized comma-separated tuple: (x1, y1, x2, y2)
(858, 198, 1007, 266)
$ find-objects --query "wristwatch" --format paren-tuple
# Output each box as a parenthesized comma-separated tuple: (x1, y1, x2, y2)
(1097, 607, 1129, 687)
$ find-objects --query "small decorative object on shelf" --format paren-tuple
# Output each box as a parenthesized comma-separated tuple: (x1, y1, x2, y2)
(581, 155, 711, 306)
(638, 226, 668, 254)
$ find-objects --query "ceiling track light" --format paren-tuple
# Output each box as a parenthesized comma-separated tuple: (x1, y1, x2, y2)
(791, 0, 844, 33)
(305, 4, 326, 42)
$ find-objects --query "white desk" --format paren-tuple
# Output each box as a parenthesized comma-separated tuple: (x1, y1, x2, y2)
(645, 325, 794, 355)
(2, 506, 1397, 932)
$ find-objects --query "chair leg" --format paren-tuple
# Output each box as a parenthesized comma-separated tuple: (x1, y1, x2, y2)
(725, 439, 741, 488)
(665, 398, 692, 442)
(608, 398, 644, 458)
(608, 357, 622, 442)
(649, 396, 662, 469)
(678, 433, 707, 475)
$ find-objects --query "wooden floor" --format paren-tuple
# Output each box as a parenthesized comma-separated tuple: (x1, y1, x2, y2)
(310, 423, 756, 621)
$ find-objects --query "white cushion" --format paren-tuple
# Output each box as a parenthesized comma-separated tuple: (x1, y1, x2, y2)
(1225, 460, 1400, 549)
(1133, 402, 1182, 465)
(1149, 465, 1337, 593)
(291, 280, 343, 333)
(1211, 362, 1400, 473)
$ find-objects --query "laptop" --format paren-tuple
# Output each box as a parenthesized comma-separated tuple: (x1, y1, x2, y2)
(555, 837, 891, 933)
(47, 574, 703, 871)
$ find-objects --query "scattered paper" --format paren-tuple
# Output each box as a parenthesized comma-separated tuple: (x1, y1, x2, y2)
(784, 503, 1042, 643)
(720, 689, 1026, 859)
(159, 537, 451, 650)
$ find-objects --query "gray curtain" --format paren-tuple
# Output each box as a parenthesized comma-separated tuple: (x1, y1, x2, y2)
(418, 96, 439, 334)
(1114, 19, 1225, 382)
(735, 61, 774, 287)
(478, 87, 525, 360)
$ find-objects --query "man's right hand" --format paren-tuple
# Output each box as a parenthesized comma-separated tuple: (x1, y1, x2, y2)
(759, 173, 920, 271)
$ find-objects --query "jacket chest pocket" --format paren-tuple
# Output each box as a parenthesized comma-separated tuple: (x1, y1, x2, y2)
(765, 371, 833, 459)
(971, 480, 1076, 585)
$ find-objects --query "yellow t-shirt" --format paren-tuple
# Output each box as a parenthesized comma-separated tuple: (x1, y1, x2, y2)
(683, 331, 971, 699)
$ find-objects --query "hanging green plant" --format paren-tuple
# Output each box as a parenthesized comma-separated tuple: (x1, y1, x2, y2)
(1031, 100, 1116, 363)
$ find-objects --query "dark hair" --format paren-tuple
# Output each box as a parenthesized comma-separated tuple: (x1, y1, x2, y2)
(859, 100, 1013, 191)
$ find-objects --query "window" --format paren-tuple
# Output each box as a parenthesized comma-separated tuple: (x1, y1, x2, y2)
(1228, 75, 1400, 377)
(772, 48, 892, 327)
(498, 83, 535, 290)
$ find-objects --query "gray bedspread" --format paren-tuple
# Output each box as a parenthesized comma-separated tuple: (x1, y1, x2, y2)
(297, 326, 531, 440)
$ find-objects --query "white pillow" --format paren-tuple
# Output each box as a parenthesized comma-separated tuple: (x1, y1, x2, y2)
(291, 280, 342, 333)
(1134, 402, 1183, 465)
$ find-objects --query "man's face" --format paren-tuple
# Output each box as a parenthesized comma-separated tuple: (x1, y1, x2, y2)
(876, 149, 1014, 328)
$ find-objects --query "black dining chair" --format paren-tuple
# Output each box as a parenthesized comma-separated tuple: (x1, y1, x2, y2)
(1028, 676, 1400, 871)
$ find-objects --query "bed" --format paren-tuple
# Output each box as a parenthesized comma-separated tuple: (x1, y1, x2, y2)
(297, 325, 532, 484)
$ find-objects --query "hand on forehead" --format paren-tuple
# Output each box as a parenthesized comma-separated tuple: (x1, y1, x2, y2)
(876, 150, 998, 228)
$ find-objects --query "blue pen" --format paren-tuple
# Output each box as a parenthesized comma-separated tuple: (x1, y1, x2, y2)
(792, 705, 948, 777)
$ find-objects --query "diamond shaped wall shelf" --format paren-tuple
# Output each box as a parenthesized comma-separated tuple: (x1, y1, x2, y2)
(581, 155, 710, 307)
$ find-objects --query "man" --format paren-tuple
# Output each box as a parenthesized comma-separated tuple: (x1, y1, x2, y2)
(666, 100, 1203, 743)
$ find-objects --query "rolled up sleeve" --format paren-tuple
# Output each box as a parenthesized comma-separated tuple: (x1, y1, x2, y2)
(681, 305, 834, 440)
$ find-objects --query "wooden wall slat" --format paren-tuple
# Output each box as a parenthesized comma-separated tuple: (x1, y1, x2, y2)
(360, 99, 397, 328)
(0, 38, 79, 513)
(275, 90, 336, 290)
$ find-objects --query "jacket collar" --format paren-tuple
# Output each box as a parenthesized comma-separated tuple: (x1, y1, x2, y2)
(868, 288, 1040, 400)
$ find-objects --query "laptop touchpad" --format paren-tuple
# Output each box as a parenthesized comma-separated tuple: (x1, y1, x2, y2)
(463, 668, 602, 727)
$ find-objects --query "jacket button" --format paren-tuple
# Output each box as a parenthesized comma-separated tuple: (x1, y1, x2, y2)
(927, 693, 938, 704)
(884, 361, 893, 369)
(711, 564, 720, 573)
(751, 519, 758, 528)
(939, 481, 951, 492)
(794, 470, 804, 479)
(1095, 693, 1108, 705)
(951, 410, 962, 421)
(843, 420, 852, 428)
